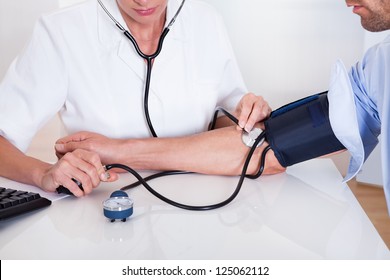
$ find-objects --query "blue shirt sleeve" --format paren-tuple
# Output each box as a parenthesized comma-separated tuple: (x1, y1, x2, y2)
(348, 59, 381, 162)
(329, 35, 390, 215)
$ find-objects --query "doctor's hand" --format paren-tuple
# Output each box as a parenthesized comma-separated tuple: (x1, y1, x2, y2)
(55, 131, 124, 165)
(41, 149, 118, 197)
(235, 93, 271, 132)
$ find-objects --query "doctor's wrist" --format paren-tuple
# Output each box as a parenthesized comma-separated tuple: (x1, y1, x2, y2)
(31, 161, 53, 190)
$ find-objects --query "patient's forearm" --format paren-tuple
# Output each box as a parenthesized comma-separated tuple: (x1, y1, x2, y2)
(116, 126, 285, 176)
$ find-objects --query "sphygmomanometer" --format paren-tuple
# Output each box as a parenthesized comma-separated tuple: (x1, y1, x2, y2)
(99, 91, 345, 222)
(264, 91, 345, 167)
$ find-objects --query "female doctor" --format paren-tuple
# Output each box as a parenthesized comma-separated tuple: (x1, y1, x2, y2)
(0, 0, 283, 197)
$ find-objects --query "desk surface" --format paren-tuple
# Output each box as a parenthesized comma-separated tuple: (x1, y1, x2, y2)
(0, 159, 389, 259)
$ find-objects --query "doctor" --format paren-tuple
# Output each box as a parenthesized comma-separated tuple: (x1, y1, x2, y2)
(0, 0, 284, 197)
(327, 0, 390, 213)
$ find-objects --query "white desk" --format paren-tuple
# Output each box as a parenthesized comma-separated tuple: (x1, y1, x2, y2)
(0, 159, 389, 259)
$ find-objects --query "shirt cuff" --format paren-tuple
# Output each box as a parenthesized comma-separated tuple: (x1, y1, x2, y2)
(327, 59, 364, 182)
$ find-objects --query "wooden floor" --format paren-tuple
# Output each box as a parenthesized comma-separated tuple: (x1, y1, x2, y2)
(348, 179, 390, 249)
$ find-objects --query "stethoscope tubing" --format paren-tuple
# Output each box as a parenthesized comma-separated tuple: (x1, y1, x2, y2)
(99, 0, 270, 211)
(105, 131, 266, 211)
(98, 0, 185, 137)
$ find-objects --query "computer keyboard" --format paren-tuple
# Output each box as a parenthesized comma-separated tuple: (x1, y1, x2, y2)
(0, 187, 52, 220)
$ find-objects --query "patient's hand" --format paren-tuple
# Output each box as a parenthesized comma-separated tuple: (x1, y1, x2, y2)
(55, 131, 125, 164)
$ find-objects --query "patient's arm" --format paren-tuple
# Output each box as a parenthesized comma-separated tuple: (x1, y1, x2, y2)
(0, 93, 277, 195)
(55, 126, 285, 176)
(55, 93, 282, 176)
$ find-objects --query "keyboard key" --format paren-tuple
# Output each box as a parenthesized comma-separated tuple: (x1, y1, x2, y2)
(0, 187, 51, 220)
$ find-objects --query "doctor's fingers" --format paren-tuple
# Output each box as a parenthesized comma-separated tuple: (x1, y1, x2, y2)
(244, 103, 272, 132)
(53, 149, 113, 193)
(43, 162, 91, 197)
(237, 95, 271, 132)
(69, 149, 114, 182)
(54, 152, 104, 195)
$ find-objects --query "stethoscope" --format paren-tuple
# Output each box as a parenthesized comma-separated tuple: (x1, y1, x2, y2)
(97, 0, 270, 220)
(98, 0, 186, 137)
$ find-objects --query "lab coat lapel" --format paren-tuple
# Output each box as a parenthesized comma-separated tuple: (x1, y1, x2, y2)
(97, 0, 145, 80)
(151, 34, 183, 86)
(117, 39, 145, 81)
(97, 0, 188, 86)
(149, 0, 189, 95)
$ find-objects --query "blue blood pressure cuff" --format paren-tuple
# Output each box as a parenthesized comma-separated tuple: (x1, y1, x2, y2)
(264, 91, 345, 167)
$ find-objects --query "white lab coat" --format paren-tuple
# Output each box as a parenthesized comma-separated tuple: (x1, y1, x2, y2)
(0, 0, 247, 152)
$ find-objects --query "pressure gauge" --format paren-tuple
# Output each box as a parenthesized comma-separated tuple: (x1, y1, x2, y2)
(241, 127, 265, 148)
(103, 190, 133, 222)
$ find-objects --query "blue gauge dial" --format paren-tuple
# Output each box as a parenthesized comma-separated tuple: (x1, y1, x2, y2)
(103, 190, 133, 222)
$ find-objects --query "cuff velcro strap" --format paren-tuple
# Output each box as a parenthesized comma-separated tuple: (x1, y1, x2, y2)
(264, 92, 345, 167)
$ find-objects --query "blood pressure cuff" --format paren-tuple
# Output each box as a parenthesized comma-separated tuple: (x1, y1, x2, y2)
(264, 91, 345, 167)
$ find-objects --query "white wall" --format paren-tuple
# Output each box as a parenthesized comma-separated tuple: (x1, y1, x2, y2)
(0, 0, 58, 78)
(58, 0, 85, 7)
(205, 0, 365, 108)
(0, 0, 90, 79)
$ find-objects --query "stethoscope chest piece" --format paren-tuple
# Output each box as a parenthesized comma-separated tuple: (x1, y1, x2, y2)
(242, 127, 265, 148)
(103, 190, 133, 222)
